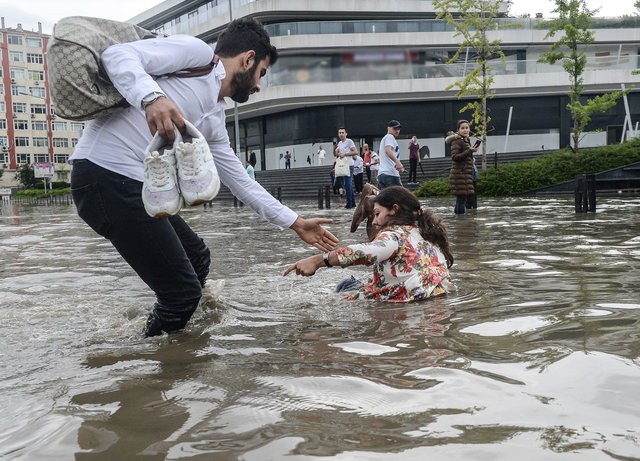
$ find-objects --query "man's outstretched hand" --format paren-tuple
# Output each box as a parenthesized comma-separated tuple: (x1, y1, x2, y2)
(290, 217, 338, 252)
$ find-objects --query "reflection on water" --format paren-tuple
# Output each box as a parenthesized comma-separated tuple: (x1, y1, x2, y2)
(0, 197, 639, 460)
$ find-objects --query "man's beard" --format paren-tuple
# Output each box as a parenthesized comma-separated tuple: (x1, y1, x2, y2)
(230, 66, 257, 103)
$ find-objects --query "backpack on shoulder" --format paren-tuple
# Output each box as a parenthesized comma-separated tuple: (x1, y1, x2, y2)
(47, 16, 215, 121)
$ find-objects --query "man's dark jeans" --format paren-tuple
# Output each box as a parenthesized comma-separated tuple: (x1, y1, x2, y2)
(71, 160, 210, 336)
(343, 166, 356, 208)
(377, 173, 402, 190)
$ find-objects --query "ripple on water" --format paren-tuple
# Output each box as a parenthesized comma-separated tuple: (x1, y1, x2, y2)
(2, 198, 640, 460)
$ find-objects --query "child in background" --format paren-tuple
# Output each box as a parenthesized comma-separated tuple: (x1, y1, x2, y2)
(284, 186, 455, 302)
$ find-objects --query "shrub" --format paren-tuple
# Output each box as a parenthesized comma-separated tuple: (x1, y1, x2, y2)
(415, 138, 640, 197)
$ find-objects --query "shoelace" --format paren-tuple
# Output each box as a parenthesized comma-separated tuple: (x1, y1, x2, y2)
(147, 153, 172, 187)
(179, 141, 206, 176)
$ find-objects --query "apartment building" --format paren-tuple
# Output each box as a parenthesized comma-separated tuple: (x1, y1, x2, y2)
(0, 18, 80, 186)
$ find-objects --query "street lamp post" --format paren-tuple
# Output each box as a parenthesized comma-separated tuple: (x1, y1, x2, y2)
(228, 0, 242, 160)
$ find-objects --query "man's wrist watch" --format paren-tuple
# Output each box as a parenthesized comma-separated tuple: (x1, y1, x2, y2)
(323, 252, 332, 268)
(141, 91, 166, 109)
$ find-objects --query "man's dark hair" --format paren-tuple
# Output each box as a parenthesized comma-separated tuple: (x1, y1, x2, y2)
(215, 18, 278, 66)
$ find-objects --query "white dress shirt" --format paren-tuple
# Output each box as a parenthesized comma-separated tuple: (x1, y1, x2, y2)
(70, 34, 297, 230)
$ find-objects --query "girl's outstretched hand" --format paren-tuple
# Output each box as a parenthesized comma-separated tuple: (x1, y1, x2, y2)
(283, 254, 322, 277)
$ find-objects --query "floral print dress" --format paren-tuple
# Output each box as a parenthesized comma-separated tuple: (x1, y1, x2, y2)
(334, 225, 455, 302)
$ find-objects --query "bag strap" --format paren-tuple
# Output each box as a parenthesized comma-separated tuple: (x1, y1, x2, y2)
(162, 55, 219, 79)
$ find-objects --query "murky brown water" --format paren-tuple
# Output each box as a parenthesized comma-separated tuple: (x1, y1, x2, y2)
(1, 196, 639, 460)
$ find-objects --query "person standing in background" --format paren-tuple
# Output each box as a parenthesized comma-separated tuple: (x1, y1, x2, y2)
(353, 152, 364, 194)
(377, 120, 404, 190)
(408, 136, 420, 184)
(317, 145, 326, 165)
(446, 119, 477, 215)
(362, 143, 372, 183)
(369, 150, 379, 186)
(466, 156, 479, 209)
(249, 150, 257, 168)
(335, 127, 357, 209)
(284, 150, 291, 169)
(246, 161, 255, 180)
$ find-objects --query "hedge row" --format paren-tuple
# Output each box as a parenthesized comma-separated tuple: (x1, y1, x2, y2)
(415, 138, 640, 197)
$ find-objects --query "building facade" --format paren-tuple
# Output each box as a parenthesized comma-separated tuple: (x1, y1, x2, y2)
(0, 18, 79, 187)
(130, 0, 640, 171)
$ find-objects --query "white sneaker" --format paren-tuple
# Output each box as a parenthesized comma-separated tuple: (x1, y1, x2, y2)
(175, 120, 220, 206)
(142, 129, 183, 218)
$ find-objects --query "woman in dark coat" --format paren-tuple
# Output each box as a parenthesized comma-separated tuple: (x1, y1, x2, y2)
(446, 119, 478, 214)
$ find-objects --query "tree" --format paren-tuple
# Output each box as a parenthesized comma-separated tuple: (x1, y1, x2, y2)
(15, 164, 39, 189)
(434, 0, 510, 172)
(538, 0, 627, 151)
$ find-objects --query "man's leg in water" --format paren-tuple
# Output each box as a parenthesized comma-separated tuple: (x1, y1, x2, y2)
(71, 160, 204, 337)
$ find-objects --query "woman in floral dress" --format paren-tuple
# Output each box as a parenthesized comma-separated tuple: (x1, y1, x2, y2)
(284, 186, 455, 302)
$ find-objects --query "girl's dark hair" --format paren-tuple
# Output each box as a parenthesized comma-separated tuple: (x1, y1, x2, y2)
(456, 119, 470, 130)
(215, 18, 278, 66)
(372, 186, 454, 267)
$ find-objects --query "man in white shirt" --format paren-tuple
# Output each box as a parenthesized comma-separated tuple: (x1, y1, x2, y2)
(377, 120, 404, 189)
(334, 127, 357, 208)
(70, 18, 338, 337)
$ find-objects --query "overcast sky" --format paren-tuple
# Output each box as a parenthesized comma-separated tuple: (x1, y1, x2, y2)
(0, 0, 636, 35)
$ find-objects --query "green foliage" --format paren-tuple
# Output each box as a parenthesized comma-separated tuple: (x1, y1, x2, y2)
(537, 0, 627, 151)
(14, 164, 39, 189)
(414, 177, 451, 197)
(414, 138, 640, 197)
(16, 188, 71, 198)
(433, 0, 511, 172)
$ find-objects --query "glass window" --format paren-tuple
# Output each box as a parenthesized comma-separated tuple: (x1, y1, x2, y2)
(8, 35, 23, 45)
(0, 136, 8, 147)
(52, 121, 67, 131)
(0, 102, 4, 112)
(70, 122, 85, 132)
(54, 153, 70, 164)
(9, 51, 24, 62)
(26, 37, 42, 48)
(0, 152, 8, 164)
(29, 87, 46, 98)
(14, 120, 29, 130)
(34, 153, 49, 163)
(0, 83, 4, 95)
(33, 137, 49, 147)
(15, 137, 30, 147)
(17, 153, 31, 164)
(11, 85, 27, 97)
(31, 104, 47, 115)
(28, 70, 44, 81)
(10, 68, 25, 80)
(0, 120, 6, 129)
(53, 138, 69, 148)
(27, 53, 44, 64)
(13, 102, 27, 113)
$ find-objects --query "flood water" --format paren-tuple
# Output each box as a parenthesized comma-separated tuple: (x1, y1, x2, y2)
(1, 196, 639, 460)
